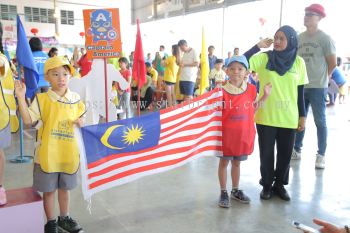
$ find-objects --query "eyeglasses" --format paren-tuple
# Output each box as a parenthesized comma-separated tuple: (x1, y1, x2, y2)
(305, 12, 320, 17)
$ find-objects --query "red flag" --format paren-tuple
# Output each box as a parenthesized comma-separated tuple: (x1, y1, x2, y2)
(132, 19, 146, 88)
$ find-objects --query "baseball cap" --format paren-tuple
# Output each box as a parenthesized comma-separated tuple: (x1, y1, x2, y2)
(227, 55, 249, 70)
(44, 56, 75, 75)
(305, 3, 326, 18)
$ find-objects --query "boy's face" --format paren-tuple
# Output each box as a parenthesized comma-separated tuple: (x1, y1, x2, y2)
(179, 44, 187, 52)
(226, 62, 247, 82)
(45, 66, 71, 92)
(146, 66, 152, 72)
(214, 62, 223, 70)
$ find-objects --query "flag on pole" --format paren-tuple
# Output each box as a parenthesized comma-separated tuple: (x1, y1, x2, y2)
(199, 27, 209, 95)
(132, 19, 146, 89)
(16, 15, 39, 98)
(76, 89, 223, 199)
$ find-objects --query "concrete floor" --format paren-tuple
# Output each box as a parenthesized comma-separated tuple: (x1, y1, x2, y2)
(3, 102, 350, 233)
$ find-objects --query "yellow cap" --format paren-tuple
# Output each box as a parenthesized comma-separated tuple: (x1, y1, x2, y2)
(44, 56, 75, 75)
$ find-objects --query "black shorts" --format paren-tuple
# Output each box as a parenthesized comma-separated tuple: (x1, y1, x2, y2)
(165, 81, 176, 86)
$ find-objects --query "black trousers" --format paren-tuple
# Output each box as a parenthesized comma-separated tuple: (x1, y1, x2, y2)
(256, 124, 296, 187)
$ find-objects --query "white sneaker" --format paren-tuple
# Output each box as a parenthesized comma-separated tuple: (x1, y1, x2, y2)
(315, 154, 325, 169)
(291, 149, 301, 160)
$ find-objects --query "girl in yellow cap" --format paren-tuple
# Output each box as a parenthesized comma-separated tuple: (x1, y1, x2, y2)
(15, 56, 85, 233)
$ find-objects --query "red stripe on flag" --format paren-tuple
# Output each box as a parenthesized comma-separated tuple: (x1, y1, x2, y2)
(88, 135, 221, 179)
(159, 88, 221, 115)
(160, 115, 221, 140)
(87, 124, 221, 170)
(160, 96, 222, 125)
(88, 145, 221, 189)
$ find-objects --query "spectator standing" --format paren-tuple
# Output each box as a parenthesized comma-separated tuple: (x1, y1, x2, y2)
(178, 39, 199, 101)
(292, 3, 337, 170)
(29, 37, 49, 93)
(208, 45, 217, 70)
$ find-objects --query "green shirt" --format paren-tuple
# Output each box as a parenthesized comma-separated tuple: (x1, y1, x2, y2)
(249, 53, 308, 129)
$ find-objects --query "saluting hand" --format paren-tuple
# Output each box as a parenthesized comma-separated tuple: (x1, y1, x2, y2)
(257, 38, 274, 49)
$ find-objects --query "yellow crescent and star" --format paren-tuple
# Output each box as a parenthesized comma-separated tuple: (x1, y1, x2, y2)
(100, 124, 145, 149)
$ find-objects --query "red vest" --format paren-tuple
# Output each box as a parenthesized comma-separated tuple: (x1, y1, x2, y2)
(222, 84, 256, 156)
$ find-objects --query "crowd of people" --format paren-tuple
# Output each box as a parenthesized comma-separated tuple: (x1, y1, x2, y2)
(0, 3, 349, 233)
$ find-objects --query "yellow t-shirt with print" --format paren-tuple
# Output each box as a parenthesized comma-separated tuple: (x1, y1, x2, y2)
(249, 53, 308, 129)
(163, 56, 179, 83)
(29, 89, 85, 174)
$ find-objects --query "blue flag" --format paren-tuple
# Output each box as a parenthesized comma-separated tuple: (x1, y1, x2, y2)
(81, 111, 161, 164)
(16, 15, 39, 98)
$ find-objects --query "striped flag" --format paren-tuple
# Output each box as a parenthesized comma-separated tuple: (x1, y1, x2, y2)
(77, 89, 223, 199)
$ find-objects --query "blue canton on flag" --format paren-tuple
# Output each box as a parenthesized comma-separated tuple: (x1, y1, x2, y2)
(81, 111, 161, 164)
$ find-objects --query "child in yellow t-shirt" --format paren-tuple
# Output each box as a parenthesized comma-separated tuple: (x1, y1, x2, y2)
(163, 44, 180, 106)
(146, 62, 159, 87)
(209, 59, 226, 90)
(15, 56, 85, 233)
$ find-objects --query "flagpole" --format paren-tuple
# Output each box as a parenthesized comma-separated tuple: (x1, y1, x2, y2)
(137, 61, 141, 117)
(221, 4, 225, 58)
(10, 66, 33, 164)
(279, 0, 284, 27)
(103, 58, 109, 122)
(132, 19, 145, 116)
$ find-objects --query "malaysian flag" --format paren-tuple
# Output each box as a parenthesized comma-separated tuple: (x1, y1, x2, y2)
(76, 89, 223, 199)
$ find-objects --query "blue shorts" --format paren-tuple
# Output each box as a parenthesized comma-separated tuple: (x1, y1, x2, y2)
(179, 81, 195, 96)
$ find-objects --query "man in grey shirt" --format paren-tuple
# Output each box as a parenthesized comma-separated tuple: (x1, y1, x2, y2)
(292, 3, 336, 169)
(178, 39, 199, 101)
